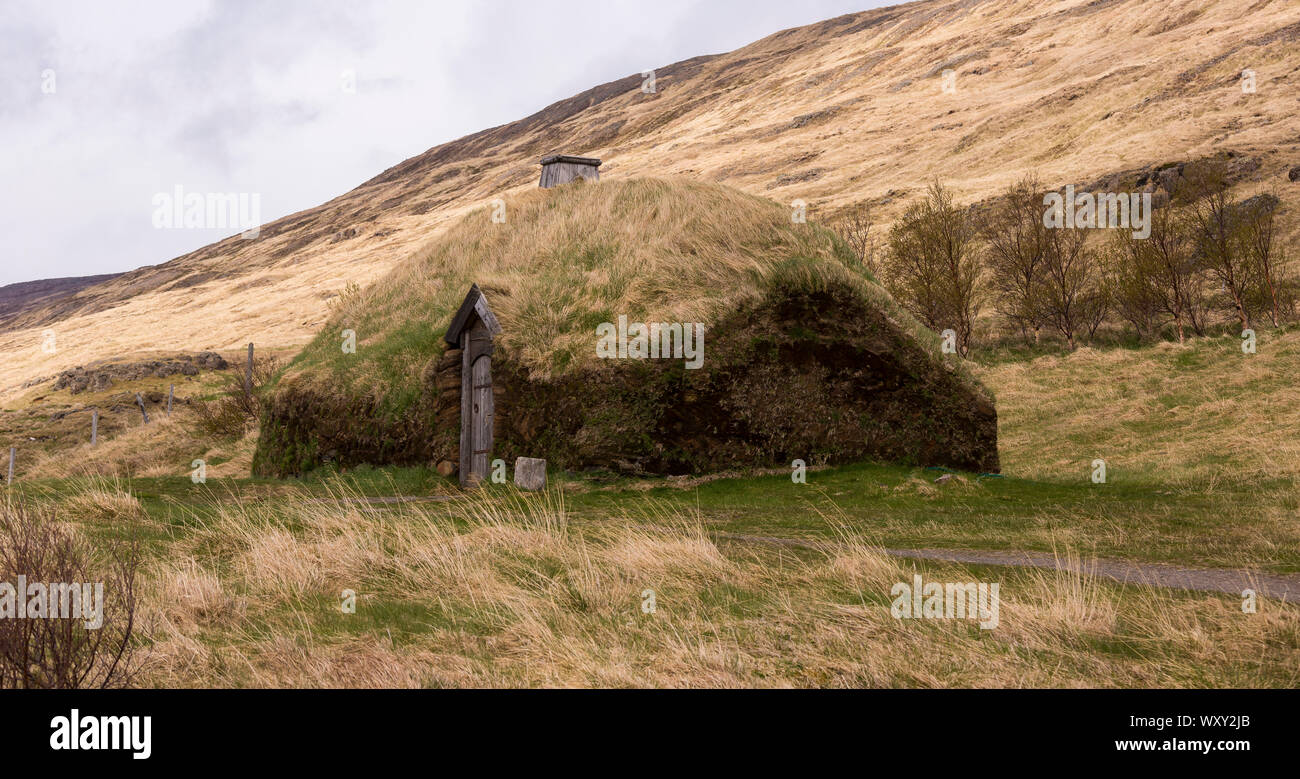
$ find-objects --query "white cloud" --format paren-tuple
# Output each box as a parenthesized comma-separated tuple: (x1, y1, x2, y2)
(0, 0, 879, 286)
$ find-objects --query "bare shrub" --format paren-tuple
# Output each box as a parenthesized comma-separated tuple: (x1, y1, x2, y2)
(1103, 233, 1161, 342)
(1107, 205, 1205, 343)
(1236, 192, 1293, 327)
(0, 501, 142, 688)
(1038, 225, 1104, 350)
(1180, 160, 1254, 330)
(192, 355, 281, 438)
(981, 175, 1049, 344)
(882, 181, 982, 356)
(833, 201, 879, 274)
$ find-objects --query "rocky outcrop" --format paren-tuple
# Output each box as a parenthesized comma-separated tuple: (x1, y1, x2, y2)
(52, 352, 229, 394)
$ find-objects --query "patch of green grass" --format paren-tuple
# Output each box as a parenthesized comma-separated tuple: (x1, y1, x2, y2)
(21, 444, 1296, 574)
(302, 596, 505, 644)
(560, 461, 1300, 572)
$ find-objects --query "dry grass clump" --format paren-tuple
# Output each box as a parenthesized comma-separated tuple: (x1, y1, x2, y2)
(117, 480, 1300, 688)
(149, 557, 245, 631)
(14, 476, 153, 534)
(61, 484, 146, 523)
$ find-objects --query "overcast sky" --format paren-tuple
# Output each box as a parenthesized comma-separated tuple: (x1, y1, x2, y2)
(0, 0, 889, 287)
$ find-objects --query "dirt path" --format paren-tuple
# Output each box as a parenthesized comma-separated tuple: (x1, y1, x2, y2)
(712, 532, 1299, 603)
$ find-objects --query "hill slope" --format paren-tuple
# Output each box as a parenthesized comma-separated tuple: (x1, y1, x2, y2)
(3, 0, 1299, 398)
(0, 274, 123, 330)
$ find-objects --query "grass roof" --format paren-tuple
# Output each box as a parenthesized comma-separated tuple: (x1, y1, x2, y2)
(280, 177, 968, 414)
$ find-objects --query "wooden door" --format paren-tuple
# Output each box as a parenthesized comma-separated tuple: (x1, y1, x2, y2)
(459, 318, 494, 487)
(469, 353, 493, 482)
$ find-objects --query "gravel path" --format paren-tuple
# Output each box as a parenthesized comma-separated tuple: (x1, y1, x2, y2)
(712, 532, 1299, 603)
(305, 495, 454, 505)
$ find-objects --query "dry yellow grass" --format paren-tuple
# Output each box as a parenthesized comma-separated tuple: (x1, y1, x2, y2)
(59, 482, 146, 523)
(22, 413, 255, 481)
(121, 482, 1299, 688)
(976, 328, 1300, 485)
(3, 0, 1297, 401)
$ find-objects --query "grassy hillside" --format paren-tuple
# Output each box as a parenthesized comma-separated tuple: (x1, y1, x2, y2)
(980, 326, 1300, 487)
(254, 178, 997, 477)
(4, 0, 1297, 400)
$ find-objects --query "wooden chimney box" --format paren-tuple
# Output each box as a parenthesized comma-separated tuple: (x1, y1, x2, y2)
(539, 155, 601, 188)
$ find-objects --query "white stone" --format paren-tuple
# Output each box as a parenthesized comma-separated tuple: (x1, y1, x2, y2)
(514, 457, 547, 491)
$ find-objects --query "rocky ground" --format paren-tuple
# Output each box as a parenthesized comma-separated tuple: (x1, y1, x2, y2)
(52, 352, 229, 394)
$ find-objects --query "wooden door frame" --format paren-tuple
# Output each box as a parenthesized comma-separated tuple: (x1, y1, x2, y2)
(444, 285, 502, 489)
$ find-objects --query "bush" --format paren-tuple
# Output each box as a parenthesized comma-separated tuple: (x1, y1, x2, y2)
(192, 355, 281, 438)
(0, 500, 142, 688)
(881, 181, 982, 356)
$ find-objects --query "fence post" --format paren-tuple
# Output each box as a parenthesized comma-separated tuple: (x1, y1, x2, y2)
(167, 383, 174, 416)
(136, 393, 149, 424)
(92, 409, 99, 445)
(245, 343, 254, 395)
(6, 447, 13, 486)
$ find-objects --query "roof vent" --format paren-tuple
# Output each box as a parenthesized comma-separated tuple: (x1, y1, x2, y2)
(539, 154, 601, 188)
